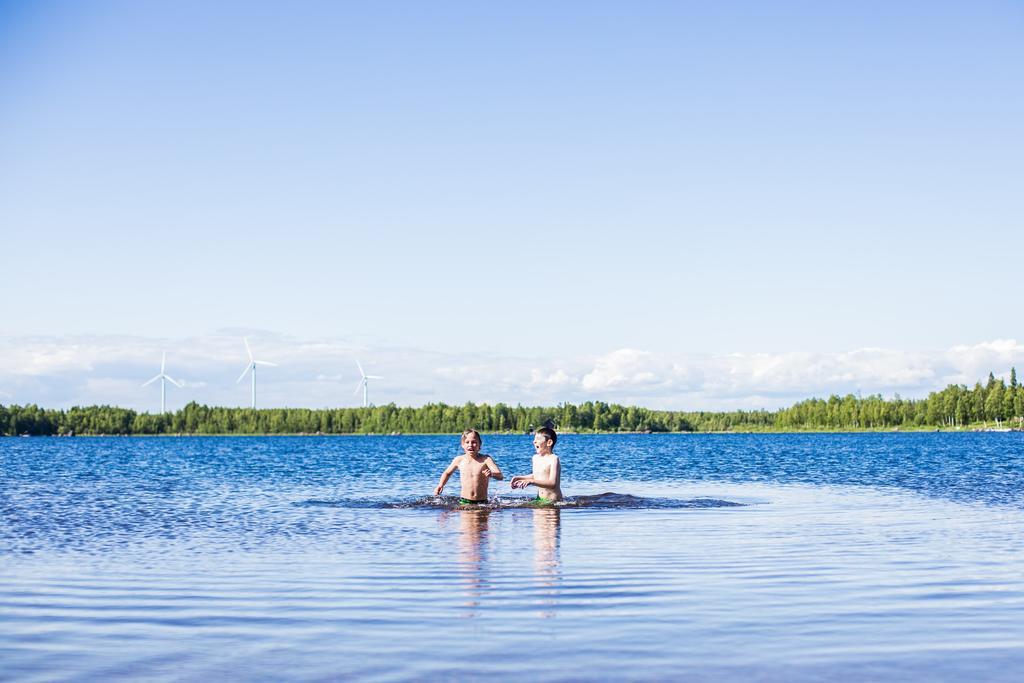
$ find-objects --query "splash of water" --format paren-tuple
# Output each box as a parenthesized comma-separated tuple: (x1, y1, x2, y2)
(295, 493, 747, 510)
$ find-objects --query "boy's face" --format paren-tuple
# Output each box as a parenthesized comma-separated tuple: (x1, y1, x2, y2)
(462, 434, 481, 454)
(533, 433, 553, 453)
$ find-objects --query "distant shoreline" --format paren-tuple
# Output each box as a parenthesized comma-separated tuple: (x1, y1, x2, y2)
(4, 372, 1022, 436)
(7, 426, 1021, 437)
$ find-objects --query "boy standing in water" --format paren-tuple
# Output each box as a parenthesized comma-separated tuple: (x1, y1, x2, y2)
(510, 427, 562, 504)
(434, 429, 504, 505)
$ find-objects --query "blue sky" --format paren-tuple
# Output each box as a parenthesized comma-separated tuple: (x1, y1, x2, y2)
(2, 2, 1022, 410)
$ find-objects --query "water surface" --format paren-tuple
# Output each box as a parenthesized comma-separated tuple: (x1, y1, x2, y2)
(2, 433, 1023, 681)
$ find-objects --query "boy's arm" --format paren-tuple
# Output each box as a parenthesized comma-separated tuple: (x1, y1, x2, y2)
(434, 457, 461, 496)
(482, 456, 504, 480)
(509, 470, 530, 488)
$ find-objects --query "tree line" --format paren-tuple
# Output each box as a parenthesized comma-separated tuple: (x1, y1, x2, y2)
(776, 370, 1023, 430)
(2, 370, 1022, 436)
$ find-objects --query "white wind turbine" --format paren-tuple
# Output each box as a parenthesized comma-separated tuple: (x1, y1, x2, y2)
(142, 351, 182, 414)
(237, 338, 278, 409)
(353, 359, 383, 408)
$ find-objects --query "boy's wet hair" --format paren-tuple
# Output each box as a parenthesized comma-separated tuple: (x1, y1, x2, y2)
(536, 426, 557, 447)
(461, 429, 482, 444)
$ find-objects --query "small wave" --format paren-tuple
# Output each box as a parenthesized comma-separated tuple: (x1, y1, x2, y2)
(562, 492, 746, 509)
(294, 493, 746, 510)
(293, 496, 498, 510)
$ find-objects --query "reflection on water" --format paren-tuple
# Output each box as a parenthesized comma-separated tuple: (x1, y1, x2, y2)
(450, 508, 491, 615)
(532, 508, 561, 618)
(438, 508, 560, 619)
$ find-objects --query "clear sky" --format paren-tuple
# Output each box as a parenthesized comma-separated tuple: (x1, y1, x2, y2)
(2, 1, 1022, 410)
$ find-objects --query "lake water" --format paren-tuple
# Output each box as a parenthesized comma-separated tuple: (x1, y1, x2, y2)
(2, 433, 1024, 681)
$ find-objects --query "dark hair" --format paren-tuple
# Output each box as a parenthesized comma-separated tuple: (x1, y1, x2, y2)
(461, 429, 482, 444)
(536, 426, 557, 447)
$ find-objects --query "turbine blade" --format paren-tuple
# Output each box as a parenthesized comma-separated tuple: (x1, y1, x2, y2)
(254, 361, 278, 367)
(165, 375, 183, 388)
(161, 351, 166, 373)
(355, 359, 365, 378)
(353, 380, 364, 396)
(237, 364, 252, 383)
(244, 337, 254, 361)
(141, 374, 161, 387)
(366, 375, 383, 380)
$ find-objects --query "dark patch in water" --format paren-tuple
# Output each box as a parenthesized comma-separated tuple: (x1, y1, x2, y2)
(564, 492, 746, 509)
(294, 493, 747, 511)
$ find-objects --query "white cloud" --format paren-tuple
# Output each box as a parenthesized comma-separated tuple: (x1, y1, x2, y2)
(530, 368, 575, 387)
(944, 339, 1024, 385)
(705, 348, 938, 396)
(582, 349, 665, 391)
(0, 333, 1022, 411)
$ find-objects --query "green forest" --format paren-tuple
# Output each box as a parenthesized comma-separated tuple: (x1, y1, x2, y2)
(2, 370, 1022, 436)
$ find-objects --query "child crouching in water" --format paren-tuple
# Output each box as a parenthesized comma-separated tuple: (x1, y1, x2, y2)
(434, 429, 504, 505)
(510, 427, 562, 505)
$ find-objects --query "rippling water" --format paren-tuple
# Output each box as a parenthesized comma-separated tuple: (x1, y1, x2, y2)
(2, 433, 1023, 681)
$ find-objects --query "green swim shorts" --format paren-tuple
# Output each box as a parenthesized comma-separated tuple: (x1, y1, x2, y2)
(459, 497, 487, 505)
(527, 496, 557, 507)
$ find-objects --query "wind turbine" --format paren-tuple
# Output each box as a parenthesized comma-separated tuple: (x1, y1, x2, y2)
(353, 359, 382, 408)
(142, 351, 182, 414)
(237, 337, 278, 409)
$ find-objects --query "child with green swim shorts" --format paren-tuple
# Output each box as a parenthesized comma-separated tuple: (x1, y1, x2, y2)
(434, 429, 504, 505)
(510, 427, 562, 505)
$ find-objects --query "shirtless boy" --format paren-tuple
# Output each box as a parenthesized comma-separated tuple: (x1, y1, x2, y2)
(434, 429, 504, 505)
(510, 427, 562, 504)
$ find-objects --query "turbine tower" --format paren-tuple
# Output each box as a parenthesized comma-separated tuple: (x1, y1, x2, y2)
(142, 351, 182, 414)
(353, 359, 383, 408)
(237, 337, 278, 409)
